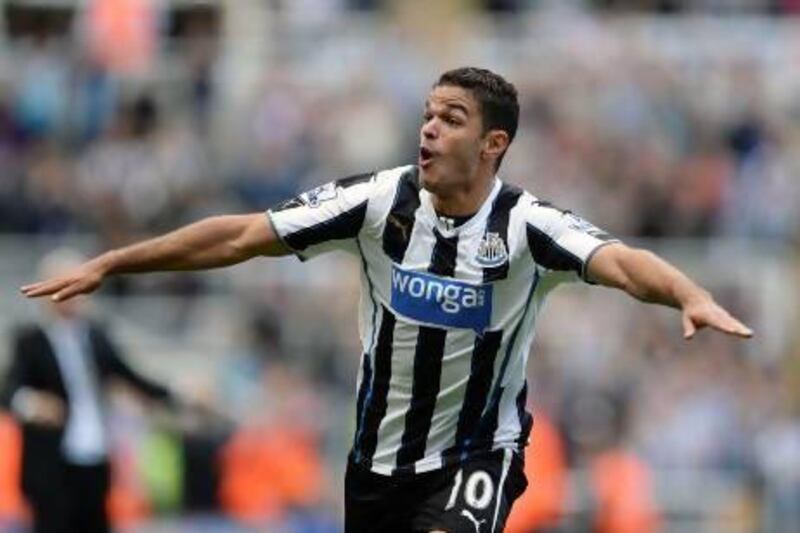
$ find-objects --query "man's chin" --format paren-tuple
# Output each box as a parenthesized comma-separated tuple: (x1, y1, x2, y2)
(419, 170, 439, 193)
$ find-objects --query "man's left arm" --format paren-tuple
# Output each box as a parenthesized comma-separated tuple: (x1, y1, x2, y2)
(94, 329, 174, 404)
(586, 243, 753, 339)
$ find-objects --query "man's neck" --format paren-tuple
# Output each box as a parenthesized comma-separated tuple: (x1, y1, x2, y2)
(430, 169, 496, 217)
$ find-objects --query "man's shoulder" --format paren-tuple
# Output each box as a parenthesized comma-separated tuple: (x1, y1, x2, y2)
(499, 186, 581, 235)
(374, 164, 418, 186)
(497, 184, 541, 216)
(8, 323, 49, 359)
(330, 165, 417, 196)
(11, 323, 45, 343)
(507, 188, 568, 217)
(352, 165, 419, 203)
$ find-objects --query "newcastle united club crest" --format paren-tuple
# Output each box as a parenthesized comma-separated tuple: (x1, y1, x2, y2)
(475, 232, 508, 268)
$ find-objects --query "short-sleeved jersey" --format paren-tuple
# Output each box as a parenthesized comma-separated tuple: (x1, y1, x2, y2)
(267, 165, 617, 475)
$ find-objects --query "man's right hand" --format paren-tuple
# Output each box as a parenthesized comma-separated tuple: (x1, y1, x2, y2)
(20, 256, 109, 302)
(20, 214, 289, 303)
(12, 389, 66, 427)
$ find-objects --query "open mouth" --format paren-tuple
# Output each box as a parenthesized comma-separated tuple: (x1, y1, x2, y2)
(419, 146, 435, 167)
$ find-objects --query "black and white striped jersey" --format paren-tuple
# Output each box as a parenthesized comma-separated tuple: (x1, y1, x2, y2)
(267, 164, 617, 476)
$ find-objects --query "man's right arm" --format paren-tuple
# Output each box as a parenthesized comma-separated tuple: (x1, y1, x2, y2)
(1, 329, 65, 426)
(21, 214, 288, 302)
(0, 332, 26, 410)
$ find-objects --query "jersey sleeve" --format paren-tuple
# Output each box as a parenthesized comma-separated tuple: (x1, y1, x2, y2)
(266, 172, 375, 260)
(525, 201, 618, 284)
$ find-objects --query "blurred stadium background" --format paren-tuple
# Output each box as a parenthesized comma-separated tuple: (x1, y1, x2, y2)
(0, 0, 798, 531)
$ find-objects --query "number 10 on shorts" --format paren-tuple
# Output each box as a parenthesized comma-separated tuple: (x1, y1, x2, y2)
(445, 469, 495, 511)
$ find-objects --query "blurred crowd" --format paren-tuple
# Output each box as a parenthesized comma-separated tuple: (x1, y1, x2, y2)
(2, 4, 800, 246)
(0, 1, 798, 532)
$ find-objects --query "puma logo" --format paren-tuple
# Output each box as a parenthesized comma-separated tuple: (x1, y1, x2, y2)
(460, 509, 486, 532)
(387, 215, 410, 241)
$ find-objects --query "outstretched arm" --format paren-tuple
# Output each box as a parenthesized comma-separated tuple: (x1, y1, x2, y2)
(21, 214, 288, 302)
(95, 328, 175, 404)
(586, 243, 753, 339)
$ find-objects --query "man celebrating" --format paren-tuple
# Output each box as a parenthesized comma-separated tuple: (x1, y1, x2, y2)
(21, 67, 751, 532)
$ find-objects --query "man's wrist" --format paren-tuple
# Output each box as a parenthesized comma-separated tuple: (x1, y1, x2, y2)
(677, 286, 712, 309)
(94, 251, 119, 277)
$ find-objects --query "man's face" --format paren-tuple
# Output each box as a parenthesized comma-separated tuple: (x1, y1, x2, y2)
(49, 297, 83, 320)
(418, 85, 486, 195)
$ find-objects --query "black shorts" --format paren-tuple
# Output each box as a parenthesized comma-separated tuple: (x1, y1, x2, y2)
(345, 449, 527, 533)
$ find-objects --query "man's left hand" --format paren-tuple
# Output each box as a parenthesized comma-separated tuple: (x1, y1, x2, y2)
(681, 296, 753, 340)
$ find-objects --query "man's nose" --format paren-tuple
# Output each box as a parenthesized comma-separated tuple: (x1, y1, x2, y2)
(421, 119, 438, 139)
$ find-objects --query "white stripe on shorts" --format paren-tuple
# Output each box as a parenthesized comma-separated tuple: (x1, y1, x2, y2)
(491, 448, 513, 532)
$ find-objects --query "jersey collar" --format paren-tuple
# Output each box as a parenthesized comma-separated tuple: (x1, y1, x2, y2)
(421, 177, 502, 236)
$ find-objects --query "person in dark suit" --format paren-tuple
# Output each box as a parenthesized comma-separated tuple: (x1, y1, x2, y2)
(0, 249, 177, 533)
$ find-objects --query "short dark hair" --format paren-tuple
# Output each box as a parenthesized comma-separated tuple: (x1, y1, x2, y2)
(435, 67, 519, 167)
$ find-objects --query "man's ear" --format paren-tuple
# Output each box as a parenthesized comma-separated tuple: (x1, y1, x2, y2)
(482, 130, 510, 162)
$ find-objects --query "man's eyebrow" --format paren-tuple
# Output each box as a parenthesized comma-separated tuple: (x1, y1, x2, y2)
(425, 100, 470, 116)
(444, 102, 469, 115)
